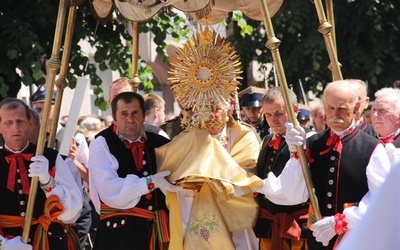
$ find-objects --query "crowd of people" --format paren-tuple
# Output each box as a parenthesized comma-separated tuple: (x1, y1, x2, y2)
(0, 77, 398, 250)
(0, 75, 400, 250)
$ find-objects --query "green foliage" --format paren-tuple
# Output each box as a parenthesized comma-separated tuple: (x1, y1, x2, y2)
(0, 0, 399, 106)
(140, 11, 188, 62)
(231, 11, 253, 37)
(0, 0, 189, 109)
(0, 82, 9, 97)
(230, 0, 400, 98)
(93, 85, 108, 111)
(0, 0, 58, 97)
(138, 59, 154, 94)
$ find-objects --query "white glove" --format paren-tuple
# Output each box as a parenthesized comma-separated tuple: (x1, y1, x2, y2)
(310, 216, 336, 246)
(28, 155, 51, 184)
(285, 122, 306, 152)
(2, 236, 32, 250)
(152, 171, 182, 192)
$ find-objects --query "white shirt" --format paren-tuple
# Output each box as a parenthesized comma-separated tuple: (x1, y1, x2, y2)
(258, 143, 391, 230)
(88, 136, 149, 214)
(337, 144, 400, 250)
(42, 154, 83, 223)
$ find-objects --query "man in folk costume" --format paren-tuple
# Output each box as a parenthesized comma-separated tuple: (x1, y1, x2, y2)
(254, 87, 315, 250)
(370, 87, 400, 147)
(256, 80, 391, 249)
(88, 92, 181, 250)
(31, 85, 92, 248)
(0, 98, 82, 249)
(156, 27, 263, 250)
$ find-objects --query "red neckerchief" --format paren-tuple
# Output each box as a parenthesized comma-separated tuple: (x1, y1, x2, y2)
(320, 133, 342, 155)
(115, 123, 148, 171)
(320, 127, 354, 155)
(268, 134, 282, 151)
(379, 134, 395, 146)
(5, 153, 33, 194)
(123, 138, 147, 172)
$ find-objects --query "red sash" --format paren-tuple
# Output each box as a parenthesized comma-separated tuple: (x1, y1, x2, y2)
(0, 195, 80, 250)
(259, 207, 308, 250)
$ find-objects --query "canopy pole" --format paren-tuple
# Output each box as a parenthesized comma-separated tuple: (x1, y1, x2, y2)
(22, 0, 69, 242)
(313, 0, 343, 81)
(48, 6, 77, 148)
(130, 22, 141, 93)
(325, 0, 336, 51)
(258, 0, 322, 221)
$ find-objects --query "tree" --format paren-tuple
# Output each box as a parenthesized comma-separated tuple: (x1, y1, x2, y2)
(1, 0, 399, 108)
(230, 0, 400, 99)
(0, 0, 189, 110)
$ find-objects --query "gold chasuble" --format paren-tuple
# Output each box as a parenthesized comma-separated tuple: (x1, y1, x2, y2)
(156, 126, 262, 250)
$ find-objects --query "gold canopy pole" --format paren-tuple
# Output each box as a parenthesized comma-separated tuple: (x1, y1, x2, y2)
(258, 0, 322, 221)
(325, 0, 337, 80)
(325, 0, 336, 51)
(130, 22, 141, 92)
(22, 0, 68, 242)
(313, 0, 343, 81)
(48, 6, 77, 148)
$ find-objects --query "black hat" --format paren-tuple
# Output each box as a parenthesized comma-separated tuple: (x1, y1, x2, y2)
(297, 108, 311, 121)
(238, 86, 266, 107)
(30, 86, 56, 104)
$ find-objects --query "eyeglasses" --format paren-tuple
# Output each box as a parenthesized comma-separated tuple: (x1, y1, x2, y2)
(34, 107, 43, 113)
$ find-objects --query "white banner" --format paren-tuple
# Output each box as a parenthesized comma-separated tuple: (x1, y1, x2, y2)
(59, 77, 89, 155)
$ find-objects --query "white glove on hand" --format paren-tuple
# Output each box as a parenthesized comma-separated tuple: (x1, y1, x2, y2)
(28, 155, 50, 184)
(285, 122, 306, 152)
(2, 236, 32, 250)
(152, 171, 182, 192)
(310, 216, 336, 246)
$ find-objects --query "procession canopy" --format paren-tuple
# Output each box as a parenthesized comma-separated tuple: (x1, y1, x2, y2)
(190, 0, 284, 25)
(90, 0, 114, 24)
(89, 0, 284, 24)
(90, 0, 211, 23)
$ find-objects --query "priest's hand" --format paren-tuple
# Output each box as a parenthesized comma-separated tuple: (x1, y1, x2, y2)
(28, 155, 51, 184)
(310, 216, 336, 246)
(2, 236, 32, 250)
(152, 171, 182, 192)
(285, 122, 306, 152)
